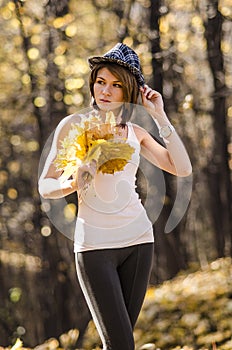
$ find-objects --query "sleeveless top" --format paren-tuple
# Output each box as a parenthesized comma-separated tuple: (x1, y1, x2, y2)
(74, 122, 154, 252)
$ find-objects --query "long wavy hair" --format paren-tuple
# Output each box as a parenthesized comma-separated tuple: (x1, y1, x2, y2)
(89, 62, 140, 126)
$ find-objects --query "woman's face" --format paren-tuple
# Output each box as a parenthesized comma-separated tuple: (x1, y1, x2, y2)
(93, 67, 124, 112)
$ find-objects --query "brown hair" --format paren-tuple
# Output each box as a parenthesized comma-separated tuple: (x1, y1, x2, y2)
(89, 62, 140, 124)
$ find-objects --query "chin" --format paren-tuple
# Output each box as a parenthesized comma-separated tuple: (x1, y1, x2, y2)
(97, 102, 124, 113)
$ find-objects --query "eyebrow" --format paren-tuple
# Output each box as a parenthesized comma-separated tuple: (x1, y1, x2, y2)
(97, 76, 122, 83)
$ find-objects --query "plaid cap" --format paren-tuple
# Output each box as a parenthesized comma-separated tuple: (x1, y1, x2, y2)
(88, 43, 145, 87)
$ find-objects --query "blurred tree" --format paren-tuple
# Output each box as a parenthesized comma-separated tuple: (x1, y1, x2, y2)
(0, 0, 90, 346)
(148, 0, 188, 282)
(204, 0, 232, 257)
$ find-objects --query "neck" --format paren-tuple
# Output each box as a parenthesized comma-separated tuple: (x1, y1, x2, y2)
(98, 106, 124, 125)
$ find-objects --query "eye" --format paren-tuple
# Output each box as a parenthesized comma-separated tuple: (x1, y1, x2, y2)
(113, 83, 122, 88)
(96, 79, 104, 85)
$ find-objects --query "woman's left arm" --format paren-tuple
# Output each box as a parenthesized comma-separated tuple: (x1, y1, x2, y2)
(140, 85, 192, 177)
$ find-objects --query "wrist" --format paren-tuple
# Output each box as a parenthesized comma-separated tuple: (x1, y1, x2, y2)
(159, 124, 175, 139)
(151, 114, 174, 132)
(150, 110, 170, 124)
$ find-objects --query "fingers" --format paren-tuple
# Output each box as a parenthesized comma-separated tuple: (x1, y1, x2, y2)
(140, 85, 161, 100)
(82, 160, 97, 178)
(140, 85, 165, 115)
(77, 160, 97, 192)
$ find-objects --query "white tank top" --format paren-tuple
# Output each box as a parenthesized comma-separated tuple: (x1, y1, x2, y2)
(74, 122, 154, 252)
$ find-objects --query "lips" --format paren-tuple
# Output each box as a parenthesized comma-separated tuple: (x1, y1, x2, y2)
(100, 99, 111, 103)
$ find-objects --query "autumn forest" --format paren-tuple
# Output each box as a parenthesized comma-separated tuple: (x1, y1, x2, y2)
(0, 0, 232, 349)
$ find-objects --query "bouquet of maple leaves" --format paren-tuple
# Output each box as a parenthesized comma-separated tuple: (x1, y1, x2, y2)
(54, 111, 135, 183)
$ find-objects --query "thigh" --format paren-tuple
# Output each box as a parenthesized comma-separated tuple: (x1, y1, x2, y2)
(118, 243, 154, 328)
(75, 250, 134, 350)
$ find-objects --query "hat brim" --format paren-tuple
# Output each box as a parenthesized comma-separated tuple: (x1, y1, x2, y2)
(88, 56, 145, 87)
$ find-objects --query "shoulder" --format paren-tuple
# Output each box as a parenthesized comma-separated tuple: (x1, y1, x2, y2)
(130, 122, 150, 144)
(54, 113, 83, 141)
(56, 113, 81, 132)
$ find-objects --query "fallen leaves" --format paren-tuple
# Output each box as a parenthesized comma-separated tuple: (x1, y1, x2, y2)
(135, 257, 232, 350)
(3, 258, 232, 350)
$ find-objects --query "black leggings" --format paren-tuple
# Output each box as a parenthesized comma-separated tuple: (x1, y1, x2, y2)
(75, 243, 154, 350)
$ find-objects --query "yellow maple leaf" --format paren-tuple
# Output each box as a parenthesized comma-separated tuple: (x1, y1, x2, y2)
(105, 110, 116, 126)
(11, 338, 23, 350)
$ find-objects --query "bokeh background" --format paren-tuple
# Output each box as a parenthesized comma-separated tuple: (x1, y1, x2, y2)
(0, 0, 231, 349)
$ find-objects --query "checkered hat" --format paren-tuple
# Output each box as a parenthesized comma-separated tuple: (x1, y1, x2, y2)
(88, 43, 145, 87)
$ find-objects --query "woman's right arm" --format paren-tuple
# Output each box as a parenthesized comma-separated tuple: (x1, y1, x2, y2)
(38, 116, 78, 199)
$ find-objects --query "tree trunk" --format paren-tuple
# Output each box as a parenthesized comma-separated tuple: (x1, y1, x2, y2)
(149, 0, 187, 283)
(204, 0, 232, 257)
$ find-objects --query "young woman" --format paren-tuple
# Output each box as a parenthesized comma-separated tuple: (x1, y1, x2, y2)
(39, 43, 192, 350)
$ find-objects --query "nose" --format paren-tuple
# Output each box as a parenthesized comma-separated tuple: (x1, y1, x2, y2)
(102, 85, 111, 96)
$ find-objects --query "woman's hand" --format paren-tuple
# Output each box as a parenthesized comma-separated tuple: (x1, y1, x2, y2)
(140, 85, 165, 118)
(76, 160, 97, 197)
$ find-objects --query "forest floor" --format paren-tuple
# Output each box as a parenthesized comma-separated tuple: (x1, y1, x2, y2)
(1, 257, 232, 350)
